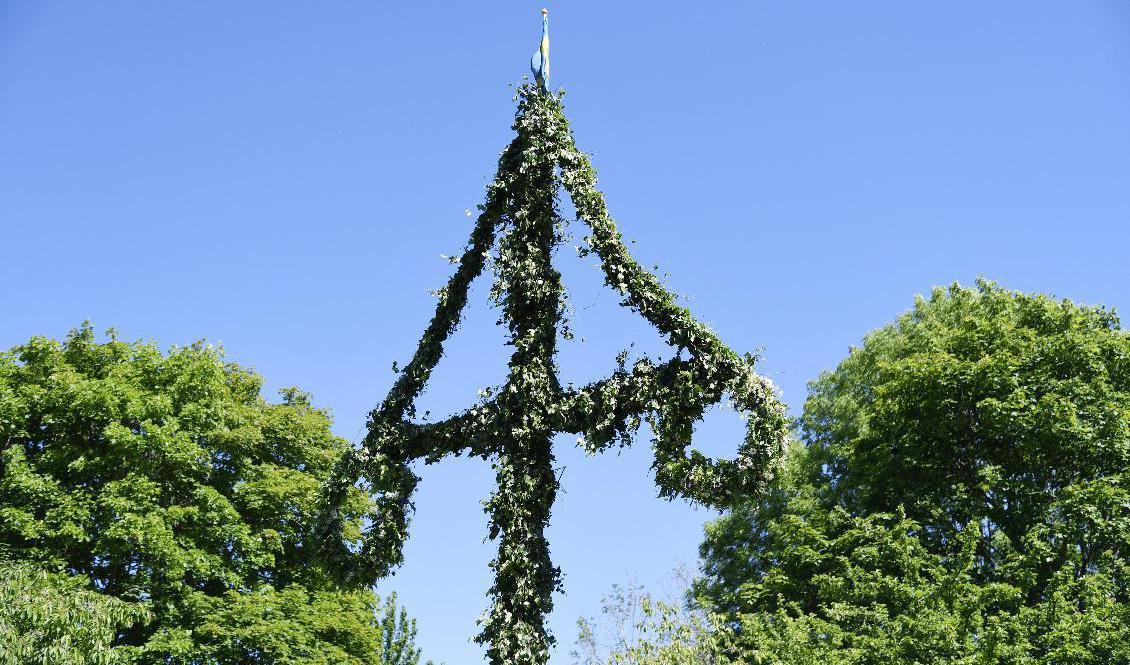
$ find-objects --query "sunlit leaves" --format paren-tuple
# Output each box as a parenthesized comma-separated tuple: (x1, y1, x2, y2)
(0, 326, 428, 664)
(696, 283, 1130, 664)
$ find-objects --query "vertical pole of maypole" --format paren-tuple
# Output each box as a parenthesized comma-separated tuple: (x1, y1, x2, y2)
(478, 27, 564, 661)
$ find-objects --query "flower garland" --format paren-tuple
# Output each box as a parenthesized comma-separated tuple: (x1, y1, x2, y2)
(318, 84, 789, 665)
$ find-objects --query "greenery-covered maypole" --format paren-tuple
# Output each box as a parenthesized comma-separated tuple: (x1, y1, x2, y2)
(319, 10, 789, 665)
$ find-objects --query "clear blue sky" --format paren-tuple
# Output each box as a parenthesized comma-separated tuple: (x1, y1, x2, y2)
(2, 2, 1129, 663)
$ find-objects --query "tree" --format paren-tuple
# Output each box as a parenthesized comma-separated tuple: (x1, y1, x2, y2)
(801, 280, 1129, 586)
(0, 325, 431, 664)
(696, 282, 1130, 663)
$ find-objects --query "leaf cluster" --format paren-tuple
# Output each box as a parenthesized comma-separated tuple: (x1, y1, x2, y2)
(0, 559, 150, 665)
(696, 282, 1130, 664)
(0, 325, 429, 664)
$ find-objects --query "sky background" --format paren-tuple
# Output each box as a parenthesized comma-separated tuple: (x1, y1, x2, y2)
(2, 2, 1129, 663)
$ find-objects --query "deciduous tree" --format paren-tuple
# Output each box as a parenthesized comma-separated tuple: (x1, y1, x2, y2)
(0, 325, 431, 664)
(697, 282, 1130, 663)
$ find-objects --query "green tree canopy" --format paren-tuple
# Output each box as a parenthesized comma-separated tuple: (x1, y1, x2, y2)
(0, 325, 429, 664)
(803, 280, 1129, 569)
(696, 282, 1130, 664)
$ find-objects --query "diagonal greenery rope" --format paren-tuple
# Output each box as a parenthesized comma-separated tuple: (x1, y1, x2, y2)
(317, 84, 789, 665)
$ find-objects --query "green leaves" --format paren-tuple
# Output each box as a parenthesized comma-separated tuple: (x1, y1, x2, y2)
(697, 282, 1130, 664)
(574, 583, 729, 665)
(0, 561, 150, 665)
(0, 325, 429, 664)
(318, 84, 788, 665)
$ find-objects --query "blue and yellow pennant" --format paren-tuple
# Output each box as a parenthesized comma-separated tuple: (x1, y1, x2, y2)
(531, 8, 550, 90)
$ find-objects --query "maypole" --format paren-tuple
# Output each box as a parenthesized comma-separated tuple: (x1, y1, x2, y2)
(319, 10, 789, 664)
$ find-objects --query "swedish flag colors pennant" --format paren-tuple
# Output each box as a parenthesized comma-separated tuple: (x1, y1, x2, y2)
(531, 8, 550, 90)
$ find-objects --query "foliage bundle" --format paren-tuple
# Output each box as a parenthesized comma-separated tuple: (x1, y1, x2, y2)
(318, 84, 789, 665)
(0, 560, 150, 665)
(0, 326, 429, 664)
(696, 282, 1130, 664)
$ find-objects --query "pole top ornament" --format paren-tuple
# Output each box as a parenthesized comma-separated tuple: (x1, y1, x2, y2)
(531, 9, 550, 91)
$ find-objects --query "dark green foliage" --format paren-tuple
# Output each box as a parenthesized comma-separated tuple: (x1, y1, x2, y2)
(696, 282, 1130, 664)
(318, 84, 789, 665)
(804, 280, 1129, 569)
(0, 326, 430, 664)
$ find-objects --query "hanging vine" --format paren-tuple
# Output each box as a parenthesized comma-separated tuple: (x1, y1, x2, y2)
(317, 84, 789, 665)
